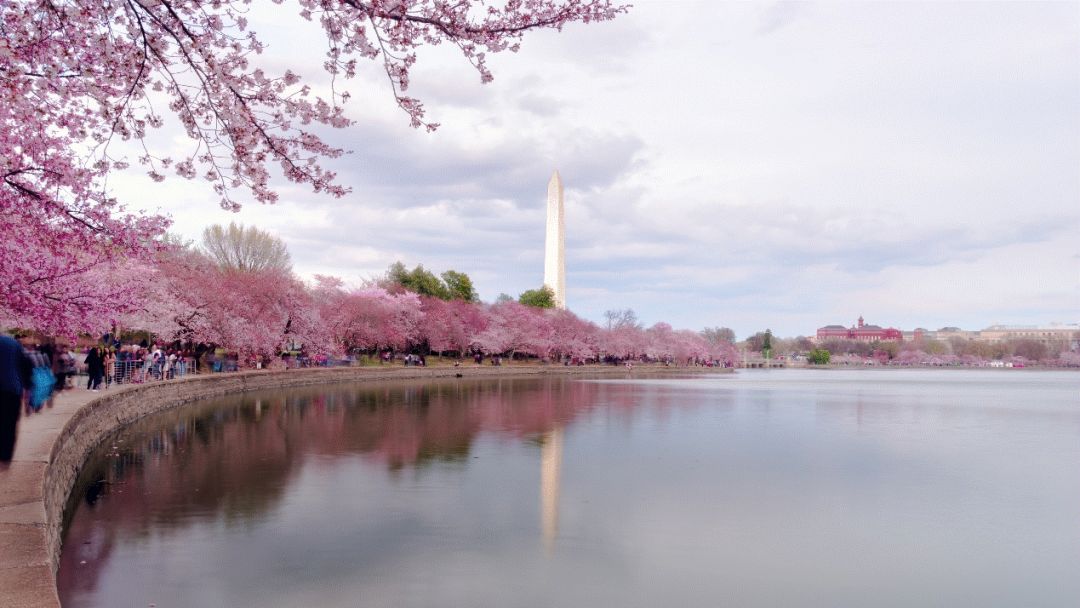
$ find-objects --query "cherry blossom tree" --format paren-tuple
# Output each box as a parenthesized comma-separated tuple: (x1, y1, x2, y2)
(0, 195, 168, 334)
(895, 349, 921, 365)
(671, 328, 711, 363)
(958, 354, 985, 366)
(644, 322, 674, 360)
(112, 249, 746, 369)
(419, 296, 460, 355)
(114, 259, 197, 340)
(119, 248, 327, 357)
(547, 308, 599, 361)
(201, 269, 322, 356)
(123, 264, 753, 369)
(1057, 351, 1080, 367)
(598, 315, 645, 360)
(1, 0, 626, 333)
(708, 339, 740, 366)
(642, 323, 714, 364)
(317, 286, 422, 354)
(419, 296, 488, 356)
(0, 252, 159, 336)
(472, 301, 551, 358)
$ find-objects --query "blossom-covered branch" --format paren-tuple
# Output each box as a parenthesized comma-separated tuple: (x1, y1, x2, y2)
(0, 0, 627, 333)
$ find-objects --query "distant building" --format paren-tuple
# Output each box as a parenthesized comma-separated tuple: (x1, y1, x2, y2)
(977, 324, 1080, 348)
(816, 316, 903, 342)
(903, 328, 926, 342)
(900, 324, 1078, 349)
(913, 327, 981, 342)
(819, 320, 1078, 348)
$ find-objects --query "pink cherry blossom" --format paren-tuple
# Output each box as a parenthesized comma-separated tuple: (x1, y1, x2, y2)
(1, 1, 627, 333)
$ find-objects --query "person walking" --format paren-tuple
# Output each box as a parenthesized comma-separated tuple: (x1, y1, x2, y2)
(1, 334, 31, 466)
(85, 347, 104, 391)
(140, 348, 153, 381)
(102, 348, 115, 388)
(54, 345, 76, 393)
(25, 344, 55, 413)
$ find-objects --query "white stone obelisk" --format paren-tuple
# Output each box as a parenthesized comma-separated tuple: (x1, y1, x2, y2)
(543, 170, 566, 309)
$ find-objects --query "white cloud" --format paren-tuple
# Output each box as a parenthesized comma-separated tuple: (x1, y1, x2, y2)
(105, 1, 1079, 339)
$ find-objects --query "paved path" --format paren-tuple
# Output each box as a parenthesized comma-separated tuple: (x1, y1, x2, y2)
(1, 385, 104, 607)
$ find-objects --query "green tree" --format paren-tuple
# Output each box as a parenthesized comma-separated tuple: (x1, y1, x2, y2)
(441, 270, 479, 302)
(762, 329, 773, 359)
(518, 286, 556, 308)
(386, 261, 409, 285)
(808, 348, 831, 365)
(744, 332, 765, 352)
(386, 262, 480, 301)
(386, 262, 451, 299)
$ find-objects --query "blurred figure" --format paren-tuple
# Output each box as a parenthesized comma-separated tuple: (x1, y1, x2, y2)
(140, 348, 153, 381)
(52, 341, 75, 395)
(102, 348, 115, 388)
(0, 334, 31, 466)
(25, 342, 56, 412)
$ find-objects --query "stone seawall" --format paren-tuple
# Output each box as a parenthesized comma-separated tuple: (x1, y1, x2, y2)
(2, 364, 731, 607)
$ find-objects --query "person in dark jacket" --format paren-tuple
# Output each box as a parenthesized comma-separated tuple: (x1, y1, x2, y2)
(1, 334, 31, 465)
(85, 347, 104, 391)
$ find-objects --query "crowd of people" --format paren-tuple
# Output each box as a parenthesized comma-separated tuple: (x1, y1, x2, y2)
(110, 344, 199, 384)
(0, 335, 220, 465)
(1, 334, 76, 465)
(77, 343, 201, 389)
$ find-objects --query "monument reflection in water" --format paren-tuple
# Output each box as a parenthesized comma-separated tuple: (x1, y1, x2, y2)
(57, 371, 1080, 607)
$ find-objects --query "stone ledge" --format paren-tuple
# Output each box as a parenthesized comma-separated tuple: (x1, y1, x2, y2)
(0, 364, 730, 606)
(0, 564, 59, 608)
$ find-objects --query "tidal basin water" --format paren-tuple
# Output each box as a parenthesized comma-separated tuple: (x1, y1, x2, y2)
(57, 369, 1080, 607)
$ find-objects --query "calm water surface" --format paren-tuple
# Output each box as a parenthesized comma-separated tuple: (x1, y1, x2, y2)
(57, 369, 1080, 607)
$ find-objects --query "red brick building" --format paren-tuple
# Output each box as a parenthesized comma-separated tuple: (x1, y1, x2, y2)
(816, 316, 903, 342)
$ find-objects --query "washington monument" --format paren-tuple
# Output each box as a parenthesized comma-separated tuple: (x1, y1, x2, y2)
(544, 170, 566, 309)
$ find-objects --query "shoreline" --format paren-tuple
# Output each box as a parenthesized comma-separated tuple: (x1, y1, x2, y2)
(778, 364, 1079, 371)
(0, 364, 730, 608)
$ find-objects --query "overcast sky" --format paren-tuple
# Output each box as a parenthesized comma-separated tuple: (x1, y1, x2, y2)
(111, 1, 1079, 339)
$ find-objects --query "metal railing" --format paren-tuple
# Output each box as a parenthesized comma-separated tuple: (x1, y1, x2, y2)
(110, 357, 198, 385)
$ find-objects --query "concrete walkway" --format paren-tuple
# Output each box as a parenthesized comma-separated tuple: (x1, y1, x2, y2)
(1, 386, 102, 607)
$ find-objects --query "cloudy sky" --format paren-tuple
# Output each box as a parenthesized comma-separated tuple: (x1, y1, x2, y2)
(111, 1, 1079, 339)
